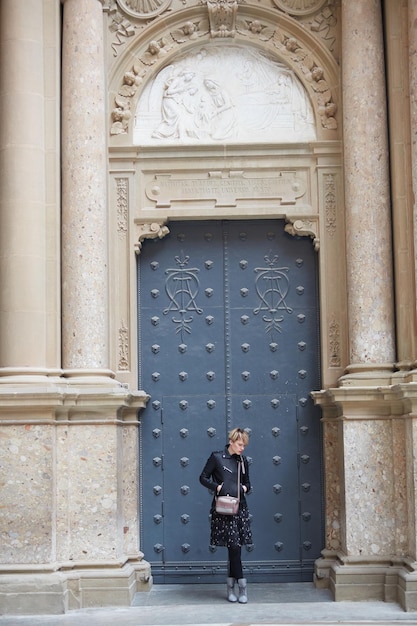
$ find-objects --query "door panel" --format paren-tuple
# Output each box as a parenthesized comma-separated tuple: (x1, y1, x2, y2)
(138, 219, 323, 582)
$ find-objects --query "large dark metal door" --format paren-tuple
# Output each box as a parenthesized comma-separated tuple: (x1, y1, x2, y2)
(138, 220, 323, 583)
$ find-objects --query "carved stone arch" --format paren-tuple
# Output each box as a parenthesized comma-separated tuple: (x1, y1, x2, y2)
(107, 5, 340, 144)
(107, 2, 346, 391)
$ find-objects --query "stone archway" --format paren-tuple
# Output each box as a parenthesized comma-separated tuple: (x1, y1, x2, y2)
(106, 0, 347, 599)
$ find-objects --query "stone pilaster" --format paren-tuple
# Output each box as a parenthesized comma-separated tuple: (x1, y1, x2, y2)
(0, 0, 51, 377)
(61, 0, 109, 375)
(341, 0, 395, 380)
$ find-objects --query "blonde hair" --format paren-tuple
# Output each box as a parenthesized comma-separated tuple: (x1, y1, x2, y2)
(228, 427, 249, 446)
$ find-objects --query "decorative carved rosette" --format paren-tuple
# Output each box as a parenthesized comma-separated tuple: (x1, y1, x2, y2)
(116, 0, 172, 19)
(271, 0, 327, 16)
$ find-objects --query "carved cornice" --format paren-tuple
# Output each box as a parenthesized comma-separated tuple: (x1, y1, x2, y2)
(134, 221, 170, 254)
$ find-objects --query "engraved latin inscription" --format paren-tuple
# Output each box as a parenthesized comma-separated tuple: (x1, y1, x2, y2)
(145, 171, 306, 208)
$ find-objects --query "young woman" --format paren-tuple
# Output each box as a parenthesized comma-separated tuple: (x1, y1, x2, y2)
(199, 427, 253, 603)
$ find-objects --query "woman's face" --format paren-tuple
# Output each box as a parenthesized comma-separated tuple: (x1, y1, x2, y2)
(228, 437, 246, 456)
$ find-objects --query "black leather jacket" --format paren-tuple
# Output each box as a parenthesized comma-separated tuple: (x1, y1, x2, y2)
(199, 446, 251, 511)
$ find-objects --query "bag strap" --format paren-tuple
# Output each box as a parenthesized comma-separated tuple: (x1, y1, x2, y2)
(237, 458, 241, 502)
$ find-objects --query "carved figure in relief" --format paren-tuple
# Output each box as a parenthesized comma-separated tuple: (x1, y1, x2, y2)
(283, 37, 315, 74)
(236, 19, 275, 42)
(171, 20, 210, 43)
(135, 45, 316, 144)
(152, 70, 199, 139)
(199, 79, 236, 139)
(111, 96, 132, 134)
(140, 38, 170, 66)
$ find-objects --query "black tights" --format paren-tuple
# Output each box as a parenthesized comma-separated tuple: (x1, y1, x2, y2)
(227, 546, 243, 580)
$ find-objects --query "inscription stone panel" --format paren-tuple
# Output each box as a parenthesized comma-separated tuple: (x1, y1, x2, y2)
(145, 170, 308, 208)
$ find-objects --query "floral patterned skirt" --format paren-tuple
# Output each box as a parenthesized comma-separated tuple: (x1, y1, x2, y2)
(210, 504, 253, 548)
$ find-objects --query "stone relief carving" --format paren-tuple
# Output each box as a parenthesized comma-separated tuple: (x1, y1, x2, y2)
(107, 0, 338, 62)
(272, 0, 327, 15)
(116, 178, 128, 236)
(109, 6, 136, 57)
(170, 20, 210, 43)
(118, 321, 130, 370)
(134, 45, 316, 144)
(272, 34, 337, 129)
(135, 222, 170, 254)
(205, 0, 238, 38)
(328, 316, 341, 367)
(308, 1, 338, 55)
(116, 0, 172, 19)
(235, 19, 275, 42)
(324, 173, 336, 235)
(284, 217, 319, 251)
(110, 15, 338, 136)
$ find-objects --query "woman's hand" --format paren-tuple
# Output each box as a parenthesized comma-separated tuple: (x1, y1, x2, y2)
(217, 483, 223, 494)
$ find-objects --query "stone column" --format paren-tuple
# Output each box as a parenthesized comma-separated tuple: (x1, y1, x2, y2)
(61, 0, 110, 375)
(410, 0, 417, 357)
(341, 0, 395, 376)
(312, 1, 400, 603)
(0, 0, 48, 375)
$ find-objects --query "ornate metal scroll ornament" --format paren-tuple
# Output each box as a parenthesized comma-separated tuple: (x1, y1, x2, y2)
(163, 254, 203, 340)
(253, 253, 293, 340)
(206, 0, 238, 38)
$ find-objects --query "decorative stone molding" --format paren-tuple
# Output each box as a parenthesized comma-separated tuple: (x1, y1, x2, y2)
(116, 177, 129, 236)
(285, 217, 319, 251)
(324, 173, 336, 235)
(328, 315, 341, 367)
(118, 321, 130, 370)
(134, 222, 170, 254)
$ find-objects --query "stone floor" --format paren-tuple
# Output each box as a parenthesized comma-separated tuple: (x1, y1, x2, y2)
(1, 583, 417, 625)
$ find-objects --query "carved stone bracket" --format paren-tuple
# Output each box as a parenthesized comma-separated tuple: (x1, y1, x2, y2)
(134, 221, 170, 254)
(285, 216, 319, 251)
(206, 0, 238, 38)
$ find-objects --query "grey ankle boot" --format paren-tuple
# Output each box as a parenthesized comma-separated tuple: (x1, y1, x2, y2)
(237, 578, 248, 603)
(226, 577, 237, 602)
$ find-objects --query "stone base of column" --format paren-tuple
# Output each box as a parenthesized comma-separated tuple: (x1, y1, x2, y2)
(0, 376, 151, 615)
(0, 560, 152, 615)
(314, 553, 417, 611)
(338, 362, 395, 386)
